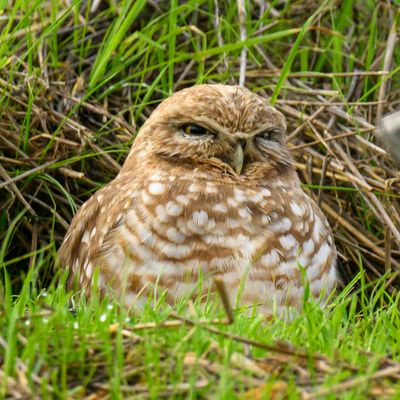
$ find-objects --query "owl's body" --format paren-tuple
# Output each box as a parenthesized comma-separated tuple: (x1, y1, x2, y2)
(59, 85, 337, 315)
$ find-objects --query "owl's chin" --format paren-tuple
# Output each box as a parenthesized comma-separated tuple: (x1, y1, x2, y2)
(191, 159, 293, 185)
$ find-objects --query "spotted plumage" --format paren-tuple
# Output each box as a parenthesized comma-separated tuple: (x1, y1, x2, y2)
(59, 84, 337, 315)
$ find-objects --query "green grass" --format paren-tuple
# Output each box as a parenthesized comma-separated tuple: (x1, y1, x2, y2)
(1, 0, 400, 398)
(2, 267, 400, 398)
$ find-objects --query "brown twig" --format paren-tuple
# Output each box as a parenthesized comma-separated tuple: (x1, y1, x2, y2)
(0, 159, 58, 190)
(213, 277, 235, 324)
(303, 365, 400, 400)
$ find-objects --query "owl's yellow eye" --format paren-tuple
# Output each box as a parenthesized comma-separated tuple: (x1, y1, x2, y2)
(183, 124, 210, 136)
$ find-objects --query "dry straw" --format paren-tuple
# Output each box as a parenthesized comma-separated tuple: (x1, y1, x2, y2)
(0, 2, 399, 293)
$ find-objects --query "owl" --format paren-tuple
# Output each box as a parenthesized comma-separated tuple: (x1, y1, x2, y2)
(58, 84, 337, 316)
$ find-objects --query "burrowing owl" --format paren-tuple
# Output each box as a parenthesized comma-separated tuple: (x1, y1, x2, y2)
(59, 84, 337, 315)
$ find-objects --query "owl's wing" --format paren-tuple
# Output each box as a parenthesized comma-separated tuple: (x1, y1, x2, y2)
(291, 192, 337, 286)
(58, 176, 135, 287)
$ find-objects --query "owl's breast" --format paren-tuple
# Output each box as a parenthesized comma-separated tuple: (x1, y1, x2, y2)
(99, 172, 336, 309)
(110, 174, 275, 282)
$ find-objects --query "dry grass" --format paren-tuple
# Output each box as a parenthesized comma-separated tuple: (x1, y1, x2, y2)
(1, 1, 399, 290)
(1, 1, 400, 398)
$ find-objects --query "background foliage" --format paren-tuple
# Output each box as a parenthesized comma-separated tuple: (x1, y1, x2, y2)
(0, 0, 400, 398)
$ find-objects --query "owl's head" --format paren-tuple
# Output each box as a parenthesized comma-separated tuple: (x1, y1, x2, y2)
(129, 84, 293, 180)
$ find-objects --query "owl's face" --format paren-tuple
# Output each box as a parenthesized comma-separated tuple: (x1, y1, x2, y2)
(130, 84, 292, 179)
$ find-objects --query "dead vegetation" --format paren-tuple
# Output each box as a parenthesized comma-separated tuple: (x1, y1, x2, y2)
(1, 1, 400, 398)
(1, 1, 399, 290)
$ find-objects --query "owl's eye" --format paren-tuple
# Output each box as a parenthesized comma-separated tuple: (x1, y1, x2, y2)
(260, 131, 272, 140)
(257, 128, 282, 141)
(183, 124, 212, 137)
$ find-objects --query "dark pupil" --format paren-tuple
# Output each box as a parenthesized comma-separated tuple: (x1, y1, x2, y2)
(187, 124, 207, 135)
(263, 131, 271, 140)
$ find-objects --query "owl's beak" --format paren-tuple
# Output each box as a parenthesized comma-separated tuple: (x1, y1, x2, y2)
(231, 143, 244, 175)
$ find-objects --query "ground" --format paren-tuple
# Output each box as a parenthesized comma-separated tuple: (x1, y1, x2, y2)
(1, 1, 400, 398)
